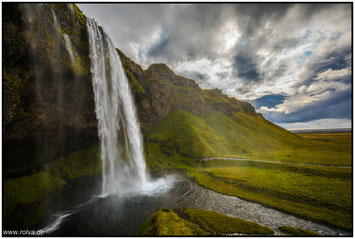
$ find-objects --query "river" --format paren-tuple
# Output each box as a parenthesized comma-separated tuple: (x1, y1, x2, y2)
(41, 173, 349, 236)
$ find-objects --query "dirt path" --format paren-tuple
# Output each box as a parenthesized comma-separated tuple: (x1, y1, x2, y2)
(202, 157, 351, 168)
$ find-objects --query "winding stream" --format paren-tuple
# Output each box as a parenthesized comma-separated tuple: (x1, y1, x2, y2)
(43, 174, 349, 236)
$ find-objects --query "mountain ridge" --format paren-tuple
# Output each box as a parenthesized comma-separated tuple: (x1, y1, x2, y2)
(117, 48, 259, 131)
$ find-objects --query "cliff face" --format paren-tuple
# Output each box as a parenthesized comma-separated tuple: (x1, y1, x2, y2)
(117, 49, 257, 131)
(3, 4, 98, 177)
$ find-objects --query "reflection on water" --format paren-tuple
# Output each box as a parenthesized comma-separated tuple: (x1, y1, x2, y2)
(43, 174, 349, 236)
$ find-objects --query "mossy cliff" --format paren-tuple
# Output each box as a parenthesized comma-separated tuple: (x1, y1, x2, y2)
(3, 3, 100, 229)
(3, 3, 97, 178)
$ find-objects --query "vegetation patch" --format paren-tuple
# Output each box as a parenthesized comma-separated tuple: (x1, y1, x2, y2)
(137, 208, 205, 236)
(3, 172, 66, 228)
(4, 146, 101, 229)
(124, 68, 145, 94)
(278, 226, 321, 236)
(181, 208, 274, 235)
(43, 145, 101, 180)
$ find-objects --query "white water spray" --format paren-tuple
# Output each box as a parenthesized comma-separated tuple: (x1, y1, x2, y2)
(86, 18, 149, 196)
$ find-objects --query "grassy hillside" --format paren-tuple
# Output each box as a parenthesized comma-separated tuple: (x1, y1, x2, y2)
(146, 109, 351, 166)
(144, 109, 352, 231)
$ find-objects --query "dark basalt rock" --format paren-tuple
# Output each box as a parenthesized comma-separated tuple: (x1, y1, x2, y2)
(3, 3, 98, 177)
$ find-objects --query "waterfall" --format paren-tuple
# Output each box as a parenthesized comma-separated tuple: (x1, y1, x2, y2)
(63, 34, 77, 65)
(86, 18, 148, 196)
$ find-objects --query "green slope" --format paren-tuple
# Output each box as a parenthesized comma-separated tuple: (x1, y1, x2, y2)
(146, 109, 350, 165)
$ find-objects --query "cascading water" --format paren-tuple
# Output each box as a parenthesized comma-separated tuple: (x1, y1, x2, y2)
(86, 18, 149, 196)
(63, 34, 77, 65)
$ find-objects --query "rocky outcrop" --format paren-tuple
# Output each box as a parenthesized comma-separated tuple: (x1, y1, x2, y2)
(117, 49, 257, 131)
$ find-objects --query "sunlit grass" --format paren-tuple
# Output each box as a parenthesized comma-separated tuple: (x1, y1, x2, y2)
(137, 208, 205, 236)
(187, 160, 352, 231)
(181, 208, 274, 235)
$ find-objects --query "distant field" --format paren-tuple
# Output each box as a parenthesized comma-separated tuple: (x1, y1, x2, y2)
(297, 132, 352, 140)
(252, 132, 352, 166)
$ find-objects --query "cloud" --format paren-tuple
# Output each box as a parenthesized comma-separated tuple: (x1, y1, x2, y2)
(178, 70, 213, 89)
(231, 4, 293, 37)
(277, 118, 351, 130)
(233, 52, 260, 83)
(259, 87, 351, 123)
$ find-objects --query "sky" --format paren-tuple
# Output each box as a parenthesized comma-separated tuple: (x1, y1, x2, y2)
(78, 3, 352, 130)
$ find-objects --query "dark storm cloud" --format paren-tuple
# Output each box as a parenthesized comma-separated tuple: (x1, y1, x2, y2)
(298, 4, 335, 19)
(232, 4, 293, 37)
(295, 46, 351, 89)
(233, 52, 260, 82)
(270, 63, 289, 80)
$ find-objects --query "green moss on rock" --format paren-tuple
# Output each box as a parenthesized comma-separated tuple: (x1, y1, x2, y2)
(3, 145, 101, 229)
(4, 172, 65, 205)
(3, 172, 66, 228)
(44, 145, 101, 180)
(124, 68, 145, 94)
(137, 208, 205, 236)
